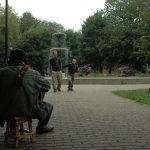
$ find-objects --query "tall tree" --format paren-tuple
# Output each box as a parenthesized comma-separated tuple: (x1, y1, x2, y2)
(0, 4, 20, 66)
(65, 29, 81, 61)
(16, 20, 65, 75)
(81, 11, 107, 72)
(104, 0, 150, 70)
(20, 12, 37, 33)
(0, 4, 5, 66)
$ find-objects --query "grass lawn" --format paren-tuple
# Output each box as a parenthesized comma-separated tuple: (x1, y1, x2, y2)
(113, 89, 150, 105)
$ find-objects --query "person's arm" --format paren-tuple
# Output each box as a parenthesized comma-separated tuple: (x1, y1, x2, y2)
(62, 64, 69, 68)
(37, 71, 50, 92)
(36, 72, 50, 101)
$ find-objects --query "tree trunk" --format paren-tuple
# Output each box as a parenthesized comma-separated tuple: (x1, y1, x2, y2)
(99, 64, 103, 73)
(108, 66, 112, 74)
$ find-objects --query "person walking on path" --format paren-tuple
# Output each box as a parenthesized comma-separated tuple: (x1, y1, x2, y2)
(0, 48, 54, 134)
(63, 58, 78, 91)
(50, 50, 62, 92)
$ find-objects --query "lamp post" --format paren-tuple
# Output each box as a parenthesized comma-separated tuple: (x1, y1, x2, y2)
(4, 0, 8, 65)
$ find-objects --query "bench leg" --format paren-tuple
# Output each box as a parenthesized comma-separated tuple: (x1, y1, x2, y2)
(15, 121, 20, 147)
(28, 121, 34, 143)
(4, 122, 10, 144)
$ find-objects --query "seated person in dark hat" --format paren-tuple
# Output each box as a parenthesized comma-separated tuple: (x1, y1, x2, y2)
(0, 48, 54, 134)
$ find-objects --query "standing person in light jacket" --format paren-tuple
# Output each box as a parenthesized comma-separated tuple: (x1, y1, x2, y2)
(0, 48, 54, 134)
(63, 58, 78, 91)
(50, 50, 62, 92)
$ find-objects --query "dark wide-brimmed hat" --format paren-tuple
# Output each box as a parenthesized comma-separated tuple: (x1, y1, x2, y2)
(9, 48, 26, 64)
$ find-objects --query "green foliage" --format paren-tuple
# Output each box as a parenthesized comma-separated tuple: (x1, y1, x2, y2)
(0, 5, 20, 66)
(0, 4, 5, 65)
(16, 24, 59, 74)
(65, 29, 82, 61)
(113, 89, 150, 105)
(0, 0, 150, 74)
(0, 3, 65, 72)
(81, 11, 106, 72)
(20, 12, 38, 33)
(80, 0, 150, 73)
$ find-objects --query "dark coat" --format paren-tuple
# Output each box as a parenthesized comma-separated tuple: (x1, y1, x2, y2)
(50, 57, 62, 72)
(63, 63, 78, 74)
(0, 66, 50, 123)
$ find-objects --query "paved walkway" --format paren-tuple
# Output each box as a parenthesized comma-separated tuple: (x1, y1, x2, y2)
(1, 84, 150, 150)
(46, 77, 150, 84)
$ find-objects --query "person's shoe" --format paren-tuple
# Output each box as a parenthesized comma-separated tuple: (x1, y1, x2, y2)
(57, 88, 61, 92)
(68, 88, 73, 91)
(36, 126, 54, 134)
(20, 128, 29, 133)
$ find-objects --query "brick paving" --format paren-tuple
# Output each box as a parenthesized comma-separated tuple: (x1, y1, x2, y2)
(1, 84, 150, 150)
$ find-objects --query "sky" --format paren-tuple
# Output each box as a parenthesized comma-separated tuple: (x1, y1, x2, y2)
(0, 0, 106, 31)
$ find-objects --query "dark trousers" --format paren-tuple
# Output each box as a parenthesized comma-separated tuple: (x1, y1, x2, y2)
(0, 103, 53, 129)
(68, 74, 75, 90)
(32, 100, 53, 128)
(37, 103, 53, 128)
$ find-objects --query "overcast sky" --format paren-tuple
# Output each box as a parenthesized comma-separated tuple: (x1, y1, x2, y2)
(0, 0, 106, 31)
